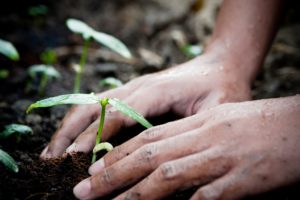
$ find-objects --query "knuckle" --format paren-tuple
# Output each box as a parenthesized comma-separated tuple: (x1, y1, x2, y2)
(140, 126, 163, 142)
(101, 168, 114, 185)
(197, 186, 222, 200)
(137, 143, 159, 166)
(158, 162, 181, 180)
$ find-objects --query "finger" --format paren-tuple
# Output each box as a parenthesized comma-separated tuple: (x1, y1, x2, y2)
(73, 128, 214, 199)
(190, 173, 238, 200)
(89, 115, 206, 175)
(67, 87, 174, 155)
(115, 146, 232, 200)
(40, 87, 128, 159)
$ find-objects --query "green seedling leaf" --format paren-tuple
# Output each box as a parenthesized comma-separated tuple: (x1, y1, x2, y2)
(27, 93, 101, 113)
(0, 148, 19, 173)
(0, 39, 19, 61)
(108, 98, 153, 129)
(40, 49, 57, 65)
(28, 5, 48, 16)
(99, 77, 123, 89)
(180, 44, 203, 58)
(93, 142, 114, 153)
(0, 124, 33, 139)
(66, 18, 132, 59)
(28, 64, 61, 79)
(0, 69, 9, 79)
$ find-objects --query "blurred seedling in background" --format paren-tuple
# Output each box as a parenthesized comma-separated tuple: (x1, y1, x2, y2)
(66, 18, 132, 93)
(0, 38, 20, 79)
(27, 49, 61, 96)
(99, 77, 123, 89)
(27, 93, 152, 163)
(0, 124, 32, 173)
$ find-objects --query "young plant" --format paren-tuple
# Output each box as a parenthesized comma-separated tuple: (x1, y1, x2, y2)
(99, 77, 123, 89)
(28, 64, 61, 96)
(0, 124, 31, 173)
(0, 38, 20, 79)
(66, 18, 132, 93)
(26, 93, 152, 163)
(0, 124, 33, 142)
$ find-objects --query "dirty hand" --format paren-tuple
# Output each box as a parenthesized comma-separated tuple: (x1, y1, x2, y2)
(74, 96, 300, 200)
(40, 51, 251, 158)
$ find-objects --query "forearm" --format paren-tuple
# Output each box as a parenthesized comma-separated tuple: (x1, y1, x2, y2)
(205, 0, 284, 83)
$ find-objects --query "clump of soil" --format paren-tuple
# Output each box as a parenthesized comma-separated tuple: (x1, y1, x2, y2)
(0, 153, 90, 200)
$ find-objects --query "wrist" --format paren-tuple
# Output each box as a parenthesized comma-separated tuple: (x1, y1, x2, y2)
(203, 38, 263, 85)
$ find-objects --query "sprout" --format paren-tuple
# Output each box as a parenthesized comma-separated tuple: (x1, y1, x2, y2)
(0, 38, 19, 61)
(27, 93, 152, 163)
(66, 18, 132, 93)
(99, 77, 123, 89)
(0, 124, 33, 141)
(28, 64, 61, 96)
(0, 69, 9, 79)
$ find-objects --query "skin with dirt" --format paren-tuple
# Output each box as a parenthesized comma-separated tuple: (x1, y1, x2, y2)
(0, 0, 300, 199)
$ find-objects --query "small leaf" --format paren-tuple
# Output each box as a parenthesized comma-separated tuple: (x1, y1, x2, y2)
(28, 64, 61, 79)
(27, 93, 101, 113)
(0, 39, 19, 61)
(93, 142, 114, 153)
(108, 98, 153, 129)
(92, 32, 132, 59)
(0, 124, 33, 139)
(0, 148, 19, 173)
(99, 77, 123, 89)
(66, 18, 132, 58)
(66, 18, 94, 40)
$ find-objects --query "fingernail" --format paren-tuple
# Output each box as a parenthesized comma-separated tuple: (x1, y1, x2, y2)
(40, 145, 51, 159)
(73, 178, 91, 199)
(89, 158, 105, 175)
(66, 143, 77, 153)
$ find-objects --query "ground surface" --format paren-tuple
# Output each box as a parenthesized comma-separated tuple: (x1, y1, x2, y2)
(0, 0, 300, 199)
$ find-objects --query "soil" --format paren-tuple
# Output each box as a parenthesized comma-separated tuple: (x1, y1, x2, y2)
(0, 0, 300, 199)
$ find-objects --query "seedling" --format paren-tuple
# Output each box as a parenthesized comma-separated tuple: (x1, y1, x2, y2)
(28, 64, 61, 96)
(99, 77, 123, 89)
(0, 124, 30, 172)
(0, 38, 19, 79)
(0, 123, 33, 142)
(66, 18, 132, 93)
(26, 93, 152, 163)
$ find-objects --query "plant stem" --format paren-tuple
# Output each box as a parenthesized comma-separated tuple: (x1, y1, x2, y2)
(38, 72, 48, 96)
(73, 38, 90, 93)
(92, 98, 109, 163)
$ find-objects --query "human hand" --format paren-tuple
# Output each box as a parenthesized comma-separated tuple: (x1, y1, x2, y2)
(40, 51, 251, 158)
(74, 96, 300, 200)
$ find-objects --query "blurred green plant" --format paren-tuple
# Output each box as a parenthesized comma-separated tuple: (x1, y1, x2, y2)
(27, 93, 152, 163)
(0, 149, 18, 173)
(0, 124, 32, 173)
(28, 5, 48, 17)
(28, 64, 61, 96)
(0, 124, 33, 141)
(0, 39, 19, 61)
(66, 18, 132, 93)
(180, 44, 203, 58)
(99, 77, 123, 89)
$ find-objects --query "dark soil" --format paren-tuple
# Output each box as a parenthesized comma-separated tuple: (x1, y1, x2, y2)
(0, 0, 300, 199)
